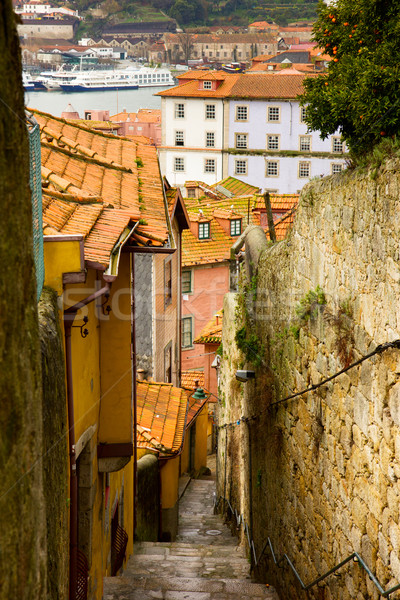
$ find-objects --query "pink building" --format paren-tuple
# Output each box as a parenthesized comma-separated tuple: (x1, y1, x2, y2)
(110, 109, 162, 145)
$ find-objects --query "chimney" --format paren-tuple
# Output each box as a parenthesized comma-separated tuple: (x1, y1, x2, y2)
(137, 368, 146, 382)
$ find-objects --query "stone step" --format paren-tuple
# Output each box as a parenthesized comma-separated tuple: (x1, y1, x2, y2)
(103, 575, 280, 600)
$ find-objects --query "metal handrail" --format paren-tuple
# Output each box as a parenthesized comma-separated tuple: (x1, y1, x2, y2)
(215, 495, 400, 598)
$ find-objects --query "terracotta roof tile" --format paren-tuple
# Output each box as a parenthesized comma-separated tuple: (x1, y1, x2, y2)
(157, 72, 241, 98)
(181, 370, 205, 390)
(194, 310, 223, 345)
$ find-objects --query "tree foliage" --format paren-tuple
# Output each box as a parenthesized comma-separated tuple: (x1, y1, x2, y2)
(300, 0, 400, 157)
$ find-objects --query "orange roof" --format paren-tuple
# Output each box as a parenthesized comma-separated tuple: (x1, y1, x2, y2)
(181, 370, 205, 390)
(159, 72, 314, 100)
(194, 310, 223, 345)
(31, 109, 169, 269)
(136, 380, 209, 455)
(211, 176, 260, 197)
(254, 194, 298, 212)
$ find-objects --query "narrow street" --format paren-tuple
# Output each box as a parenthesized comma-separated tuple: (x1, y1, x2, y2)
(103, 457, 279, 600)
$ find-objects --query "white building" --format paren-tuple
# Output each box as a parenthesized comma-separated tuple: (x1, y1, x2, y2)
(157, 70, 347, 193)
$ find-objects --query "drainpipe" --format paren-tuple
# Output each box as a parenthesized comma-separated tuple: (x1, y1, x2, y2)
(64, 282, 111, 600)
(131, 254, 138, 542)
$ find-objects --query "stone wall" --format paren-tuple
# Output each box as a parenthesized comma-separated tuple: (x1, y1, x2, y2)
(218, 160, 400, 600)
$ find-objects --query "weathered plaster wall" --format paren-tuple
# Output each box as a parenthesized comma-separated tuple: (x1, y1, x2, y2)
(218, 161, 400, 600)
(136, 454, 160, 541)
(38, 288, 69, 600)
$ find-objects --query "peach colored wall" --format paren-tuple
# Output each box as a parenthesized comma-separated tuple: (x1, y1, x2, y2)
(182, 262, 228, 385)
(120, 121, 161, 145)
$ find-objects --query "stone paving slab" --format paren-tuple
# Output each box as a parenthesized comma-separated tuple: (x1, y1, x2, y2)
(103, 457, 279, 600)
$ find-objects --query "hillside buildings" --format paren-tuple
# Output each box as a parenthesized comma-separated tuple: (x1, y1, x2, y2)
(157, 70, 347, 194)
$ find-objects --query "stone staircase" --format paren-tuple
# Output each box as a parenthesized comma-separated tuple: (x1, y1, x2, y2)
(103, 462, 279, 600)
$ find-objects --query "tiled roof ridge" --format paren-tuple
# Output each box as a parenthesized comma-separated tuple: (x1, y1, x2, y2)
(41, 165, 104, 201)
(41, 128, 132, 173)
(136, 424, 167, 452)
(42, 187, 104, 204)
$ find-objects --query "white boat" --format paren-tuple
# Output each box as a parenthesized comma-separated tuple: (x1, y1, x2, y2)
(59, 66, 175, 92)
(37, 64, 83, 90)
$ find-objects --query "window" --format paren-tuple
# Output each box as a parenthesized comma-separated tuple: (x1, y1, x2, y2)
(235, 133, 248, 149)
(199, 222, 210, 239)
(266, 161, 279, 177)
(187, 188, 196, 198)
(332, 137, 344, 153)
(331, 163, 343, 174)
(84, 112, 92, 120)
(300, 106, 307, 123)
(230, 219, 241, 236)
(298, 161, 311, 178)
(204, 159, 216, 173)
(236, 105, 248, 121)
(234, 159, 247, 175)
(203, 80, 212, 89)
(164, 342, 172, 382)
(175, 103, 185, 119)
(299, 136, 311, 152)
(164, 257, 172, 306)
(182, 270, 192, 293)
(175, 130, 184, 146)
(182, 317, 193, 348)
(267, 134, 279, 150)
(174, 157, 185, 172)
(206, 132, 215, 147)
(268, 106, 280, 122)
(205, 104, 216, 119)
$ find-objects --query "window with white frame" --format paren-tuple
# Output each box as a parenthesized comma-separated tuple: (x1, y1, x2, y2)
(235, 133, 248, 149)
(198, 222, 210, 239)
(204, 158, 216, 173)
(331, 163, 343, 174)
(182, 270, 192, 293)
(267, 134, 279, 150)
(230, 219, 241, 236)
(268, 106, 280, 122)
(300, 106, 307, 123)
(298, 161, 311, 178)
(175, 130, 184, 146)
(175, 103, 185, 119)
(236, 105, 248, 121)
(332, 137, 344, 153)
(203, 80, 212, 89)
(234, 159, 247, 175)
(299, 136, 311, 152)
(174, 157, 185, 172)
(266, 160, 279, 177)
(206, 132, 215, 147)
(205, 104, 216, 119)
(182, 316, 193, 348)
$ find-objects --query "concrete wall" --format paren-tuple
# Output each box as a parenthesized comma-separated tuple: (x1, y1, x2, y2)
(218, 160, 400, 600)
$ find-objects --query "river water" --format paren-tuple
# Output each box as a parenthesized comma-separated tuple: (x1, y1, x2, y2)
(25, 85, 172, 118)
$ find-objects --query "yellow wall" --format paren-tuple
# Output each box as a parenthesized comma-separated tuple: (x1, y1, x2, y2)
(98, 254, 133, 445)
(194, 404, 208, 472)
(43, 237, 83, 295)
(160, 457, 180, 509)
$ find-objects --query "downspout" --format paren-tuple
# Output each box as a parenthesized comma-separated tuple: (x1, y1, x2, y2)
(64, 282, 111, 600)
(131, 253, 138, 542)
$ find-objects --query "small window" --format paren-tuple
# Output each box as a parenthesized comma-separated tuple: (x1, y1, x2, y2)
(206, 132, 215, 147)
(205, 104, 216, 119)
(235, 133, 248, 149)
(174, 157, 185, 172)
(85, 112, 92, 120)
(300, 106, 307, 123)
(204, 158, 216, 173)
(331, 163, 343, 174)
(267, 134, 279, 150)
(175, 103, 185, 119)
(187, 188, 196, 198)
(182, 270, 192, 293)
(230, 219, 241, 236)
(182, 316, 193, 348)
(164, 258, 172, 306)
(203, 80, 212, 89)
(164, 342, 172, 382)
(236, 105, 248, 121)
(332, 137, 344, 153)
(234, 159, 247, 175)
(175, 130, 184, 146)
(298, 161, 311, 178)
(266, 161, 279, 177)
(268, 106, 280, 122)
(299, 136, 311, 152)
(199, 222, 210, 239)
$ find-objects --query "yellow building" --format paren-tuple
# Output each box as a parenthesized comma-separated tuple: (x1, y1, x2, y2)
(33, 108, 188, 600)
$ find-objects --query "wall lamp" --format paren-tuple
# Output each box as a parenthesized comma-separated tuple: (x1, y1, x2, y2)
(235, 370, 256, 383)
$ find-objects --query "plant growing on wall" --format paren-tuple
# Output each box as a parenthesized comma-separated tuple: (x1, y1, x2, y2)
(295, 286, 326, 322)
(324, 300, 354, 367)
(234, 266, 265, 368)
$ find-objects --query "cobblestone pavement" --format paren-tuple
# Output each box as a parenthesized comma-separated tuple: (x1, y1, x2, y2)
(103, 456, 279, 600)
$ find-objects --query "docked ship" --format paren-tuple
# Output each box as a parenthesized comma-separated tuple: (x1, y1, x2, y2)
(59, 66, 175, 92)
